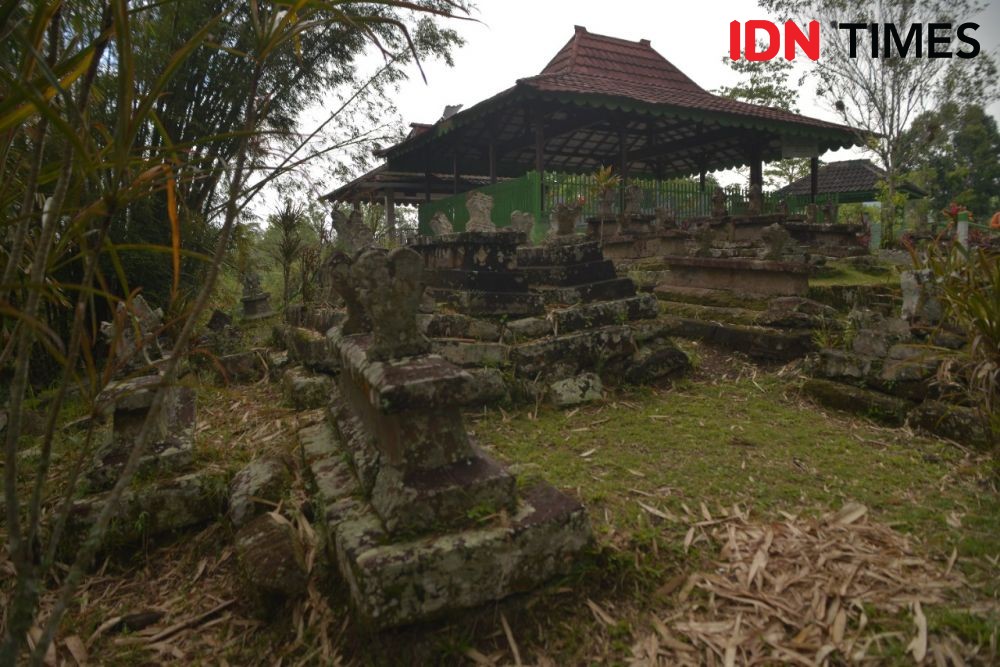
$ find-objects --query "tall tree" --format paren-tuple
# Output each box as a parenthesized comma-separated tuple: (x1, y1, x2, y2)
(0, 2, 468, 662)
(759, 0, 998, 241)
(902, 102, 1000, 218)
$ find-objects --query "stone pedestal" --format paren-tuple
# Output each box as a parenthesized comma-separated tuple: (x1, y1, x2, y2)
(88, 374, 196, 490)
(306, 248, 591, 628)
(242, 292, 274, 321)
(518, 240, 636, 305)
(409, 230, 543, 317)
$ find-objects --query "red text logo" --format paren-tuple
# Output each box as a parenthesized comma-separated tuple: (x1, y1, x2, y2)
(730, 20, 820, 61)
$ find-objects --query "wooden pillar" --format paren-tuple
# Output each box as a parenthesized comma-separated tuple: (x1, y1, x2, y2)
(384, 190, 395, 242)
(424, 171, 431, 202)
(533, 109, 545, 210)
(749, 148, 763, 188)
(452, 153, 459, 195)
(534, 121, 544, 174)
(488, 142, 497, 184)
(699, 169, 706, 192)
(810, 156, 819, 202)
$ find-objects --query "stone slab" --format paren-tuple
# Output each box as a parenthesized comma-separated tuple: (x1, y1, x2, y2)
(549, 294, 659, 334)
(534, 277, 637, 306)
(517, 241, 603, 267)
(337, 334, 481, 413)
(427, 288, 545, 317)
(659, 316, 815, 361)
(510, 325, 636, 377)
(418, 313, 502, 341)
(520, 260, 618, 287)
(333, 480, 590, 629)
(802, 378, 913, 426)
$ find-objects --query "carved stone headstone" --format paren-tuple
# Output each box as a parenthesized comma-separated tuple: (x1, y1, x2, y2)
(761, 223, 792, 260)
(693, 223, 716, 257)
(823, 201, 838, 224)
(429, 211, 454, 236)
(240, 271, 274, 321)
(711, 189, 728, 218)
(206, 309, 232, 332)
(547, 201, 582, 243)
(351, 247, 431, 361)
(331, 208, 375, 253)
(597, 187, 616, 219)
(748, 183, 763, 216)
(623, 184, 643, 217)
(654, 206, 676, 230)
(466, 191, 496, 232)
(327, 251, 370, 335)
(99, 295, 165, 376)
(509, 211, 534, 236)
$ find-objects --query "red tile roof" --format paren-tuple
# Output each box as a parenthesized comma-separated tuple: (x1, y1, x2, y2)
(517, 26, 849, 132)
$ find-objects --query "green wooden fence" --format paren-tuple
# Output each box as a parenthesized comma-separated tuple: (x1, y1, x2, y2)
(418, 171, 841, 241)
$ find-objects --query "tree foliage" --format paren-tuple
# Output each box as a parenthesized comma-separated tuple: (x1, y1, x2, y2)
(0, 2, 468, 663)
(716, 47, 811, 189)
(902, 102, 1000, 218)
(758, 0, 998, 239)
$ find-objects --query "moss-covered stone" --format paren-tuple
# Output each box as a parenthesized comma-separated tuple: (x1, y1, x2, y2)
(801, 378, 913, 426)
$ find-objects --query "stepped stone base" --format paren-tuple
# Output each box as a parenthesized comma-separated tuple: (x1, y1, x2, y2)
(658, 256, 809, 297)
(533, 277, 636, 306)
(427, 287, 545, 317)
(300, 420, 591, 629)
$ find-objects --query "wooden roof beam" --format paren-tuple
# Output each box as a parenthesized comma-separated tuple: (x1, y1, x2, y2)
(630, 127, 747, 162)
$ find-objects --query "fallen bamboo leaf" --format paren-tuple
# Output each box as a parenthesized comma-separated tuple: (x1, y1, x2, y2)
(500, 612, 522, 666)
(586, 599, 617, 626)
(907, 601, 928, 662)
(831, 502, 868, 525)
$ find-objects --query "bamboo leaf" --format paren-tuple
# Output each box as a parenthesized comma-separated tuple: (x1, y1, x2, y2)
(165, 167, 180, 305)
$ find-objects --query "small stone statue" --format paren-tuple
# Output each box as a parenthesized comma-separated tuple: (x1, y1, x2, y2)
(711, 189, 728, 218)
(761, 223, 792, 260)
(823, 201, 838, 224)
(623, 184, 643, 217)
(547, 201, 582, 243)
(465, 191, 496, 232)
(242, 272, 262, 298)
(692, 223, 716, 257)
(748, 183, 763, 216)
(327, 251, 371, 335)
(509, 211, 534, 236)
(351, 247, 431, 361)
(429, 211, 454, 236)
(99, 295, 165, 377)
(332, 207, 375, 253)
(596, 187, 616, 219)
(654, 206, 676, 230)
(777, 199, 789, 217)
(805, 203, 819, 224)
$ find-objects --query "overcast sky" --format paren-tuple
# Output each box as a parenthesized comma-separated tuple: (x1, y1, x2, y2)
(289, 0, 1000, 209)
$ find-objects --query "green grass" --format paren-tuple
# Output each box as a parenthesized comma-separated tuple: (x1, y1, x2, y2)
(810, 259, 901, 288)
(465, 370, 1000, 660)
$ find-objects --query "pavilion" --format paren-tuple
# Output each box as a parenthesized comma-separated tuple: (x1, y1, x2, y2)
(325, 26, 865, 236)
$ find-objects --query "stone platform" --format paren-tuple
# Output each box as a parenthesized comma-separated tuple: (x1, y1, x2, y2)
(517, 240, 636, 305)
(300, 419, 589, 628)
(304, 247, 591, 628)
(410, 230, 544, 317)
(657, 255, 810, 297)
